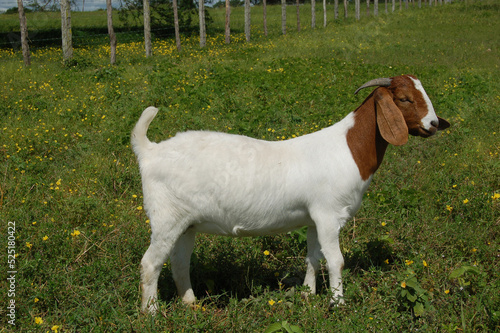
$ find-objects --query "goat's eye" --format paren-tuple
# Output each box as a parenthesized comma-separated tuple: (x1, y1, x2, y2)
(399, 98, 412, 103)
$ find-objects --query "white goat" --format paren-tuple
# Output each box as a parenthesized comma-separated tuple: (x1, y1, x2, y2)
(132, 74, 450, 313)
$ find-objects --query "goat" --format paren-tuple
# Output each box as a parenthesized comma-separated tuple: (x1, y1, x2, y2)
(132, 74, 450, 314)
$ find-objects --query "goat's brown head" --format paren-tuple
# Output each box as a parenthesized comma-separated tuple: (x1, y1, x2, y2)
(355, 75, 450, 146)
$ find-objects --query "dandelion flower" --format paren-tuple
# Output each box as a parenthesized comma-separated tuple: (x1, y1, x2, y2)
(381, 222, 387, 226)
(263, 250, 270, 256)
(445, 289, 450, 294)
(43, 236, 48, 241)
(492, 193, 500, 200)
(137, 206, 143, 210)
(423, 260, 428, 267)
(463, 198, 469, 204)
(35, 317, 43, 324)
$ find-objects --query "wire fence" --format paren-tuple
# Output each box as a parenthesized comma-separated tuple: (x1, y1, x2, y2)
(2, 0, 456, 64)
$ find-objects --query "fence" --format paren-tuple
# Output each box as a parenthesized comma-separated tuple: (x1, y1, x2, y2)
(2, 0, 456, 66)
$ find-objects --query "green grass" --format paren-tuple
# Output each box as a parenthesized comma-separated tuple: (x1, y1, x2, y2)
(1, 1, 499, 331)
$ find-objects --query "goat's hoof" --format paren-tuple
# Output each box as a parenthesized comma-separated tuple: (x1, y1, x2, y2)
(328, 297, 345, 310)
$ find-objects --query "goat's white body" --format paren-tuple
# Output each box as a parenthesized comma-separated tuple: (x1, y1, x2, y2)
(140, 112, 368, 238)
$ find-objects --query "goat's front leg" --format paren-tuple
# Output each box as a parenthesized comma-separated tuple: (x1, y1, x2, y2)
(303, 226, 324, 295)
(312, 213, 345, 306)
(170, 228, 196, 305)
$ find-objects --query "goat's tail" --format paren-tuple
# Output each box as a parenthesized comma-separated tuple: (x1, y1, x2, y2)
(131, 106, 158, 156)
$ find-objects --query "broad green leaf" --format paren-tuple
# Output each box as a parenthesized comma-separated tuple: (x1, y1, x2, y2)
(449, 265, 481, 279)
(414, 302, 425, 317)
(406, 293, 418, 303)
(264, 323, 283, 333)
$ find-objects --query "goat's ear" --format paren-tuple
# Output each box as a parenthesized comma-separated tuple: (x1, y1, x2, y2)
(374, 88, 409, 146)
(437, 116, 450, 130)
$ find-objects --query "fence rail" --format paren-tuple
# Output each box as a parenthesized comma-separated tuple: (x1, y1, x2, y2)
(2, 0, 457, 65)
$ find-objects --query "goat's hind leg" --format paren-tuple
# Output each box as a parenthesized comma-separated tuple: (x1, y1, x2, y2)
(141, 221, 187, 314)
(303, 226, 323, 295)
(170, 228, 196, 305)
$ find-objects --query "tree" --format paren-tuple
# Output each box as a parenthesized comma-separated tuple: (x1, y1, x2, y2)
(119, 0, 197, 34)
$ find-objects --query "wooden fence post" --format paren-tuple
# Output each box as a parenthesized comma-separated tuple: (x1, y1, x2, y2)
(323, 0, 327, 27)
(245, 0, 250, 41)
(355, 0, 360, 20)
(199, 0, 206, 47)
(225, 0, 230, 44)
(263, 0, 267, 36)
(282, 0, 286, 35)
(60, 0, 73, 61)
(311, 0, 316, 28)
(296, 0, 301, 32)
(106, 0, 116, 65)
(17, 0, 30, 66)
(143, 0, 152, 57)
(173, 0, 181, 50)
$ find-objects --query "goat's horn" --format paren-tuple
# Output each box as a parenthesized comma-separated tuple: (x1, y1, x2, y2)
(354, 78, 392, 95)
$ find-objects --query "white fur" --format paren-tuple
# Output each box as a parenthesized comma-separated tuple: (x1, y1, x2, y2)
(410, 77, 439, 130)
(133, 107, 370, 313)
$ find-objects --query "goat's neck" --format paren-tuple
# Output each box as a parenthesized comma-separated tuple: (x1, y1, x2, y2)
(346, 97, 389, 181)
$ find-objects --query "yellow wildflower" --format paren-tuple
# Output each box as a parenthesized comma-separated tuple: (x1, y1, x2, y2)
(263, 250, 270, 256)
(268, 299, 276, 306)
(35, 317, 43, 324)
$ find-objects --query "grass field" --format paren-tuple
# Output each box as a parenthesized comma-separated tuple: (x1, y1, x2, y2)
(1, 1, 499, 331)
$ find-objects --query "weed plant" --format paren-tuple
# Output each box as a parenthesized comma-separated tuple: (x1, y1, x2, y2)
(0, 1, 499, 331)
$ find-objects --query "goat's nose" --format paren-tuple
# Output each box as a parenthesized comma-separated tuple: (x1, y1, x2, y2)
(430, 120, 438, 128)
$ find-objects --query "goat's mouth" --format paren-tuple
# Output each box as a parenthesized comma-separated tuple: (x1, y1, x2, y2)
(419, 126, 437, 138)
